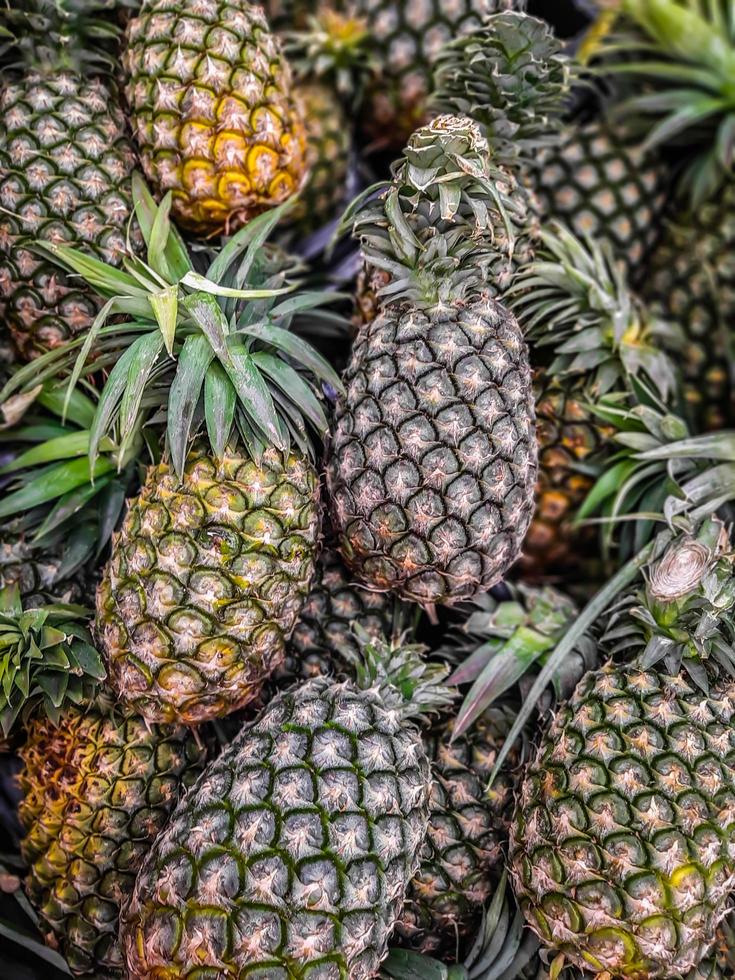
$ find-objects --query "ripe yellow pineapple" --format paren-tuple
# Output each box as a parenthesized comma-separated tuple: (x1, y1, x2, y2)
(123, 0, 309, 234)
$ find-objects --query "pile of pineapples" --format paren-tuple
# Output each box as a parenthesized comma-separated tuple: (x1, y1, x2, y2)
(2, 0, 735, 978)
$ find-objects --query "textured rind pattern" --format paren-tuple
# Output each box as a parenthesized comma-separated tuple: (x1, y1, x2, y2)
(121, 677, 432, 979)
(96, 448, 319, 724)
(643, 178, 735, 431)
(0, 71, 138, 358)
(510, 663, 735, 979)
(350, 0, 527, 146)
(396, 710, 519, 957)
(531, 121, 669, 281)
(124, 0, 308, 233)
(327, 296, 537, 606)
(19, 706, 208, 978)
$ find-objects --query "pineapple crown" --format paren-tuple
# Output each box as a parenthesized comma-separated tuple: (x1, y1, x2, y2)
(347, 114, 534, 308)
(0, 584, 105, 736)
(33, 177, 345, 480)
(508, 224, 682, 405)
(0, 379, 139, 577)
(430, 13, 573, 168)
(285, 8, 375, 106)
(600, 0, 735, 203)
(442, 584, 594, 740)
(0, 0, 126, 73)
(342, 626, 455, 722)
(603, 519, 735, 684)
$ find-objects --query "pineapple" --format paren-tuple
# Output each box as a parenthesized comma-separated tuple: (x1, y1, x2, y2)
(288, 81, 352, 233)
(0, 1, 140, 359)
(510, 523, 735, 978)
(396, 706, 520, 958)
(19, 696, 209, 976)
(120, 635, 451, 977)
(601, 0, 735, 430)
(530, 117, 670, 282)
(39, 181, 343, 724)
(327, 116, 538, 609)
(282, 543, 398, 682)
(509, 225, 681, 578)
(123, 0, 308, 235)
(349, 0, 528, 149)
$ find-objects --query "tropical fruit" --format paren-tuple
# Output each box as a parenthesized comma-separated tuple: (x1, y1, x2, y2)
(601, 0, 735, 429)
(39, 181, 342, 723)
(510, 225, 680, 577)
(282, 544, 397, 682)
(97, 447, 320, 724)
(19, 697, 209, 976)
(327, 116, 537, 609)
(0, 1, 139, 358)
(120, 636, 450, 978)
(123, 0, 308, 235)
(510, 524, 735, 978)
(396, 706, 520, 958)
(288, 81, 352, 233)
(530, 117, 670, 281)
(350, 0, 528, 149)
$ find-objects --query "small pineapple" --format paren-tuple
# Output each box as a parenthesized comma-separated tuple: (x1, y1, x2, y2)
(40, 181, 343, 724)
(0, 0, 140, 358)
(328, 116, 538, 609)
(396, 705, 521, 958)
(510, 523, 735, 978)
(19, 696, 209, 976)
(120, 635, 451, 977)
(123, 0, 308, 235)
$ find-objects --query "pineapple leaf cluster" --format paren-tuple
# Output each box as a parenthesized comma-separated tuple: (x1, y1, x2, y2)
(0, 585, 104, 735)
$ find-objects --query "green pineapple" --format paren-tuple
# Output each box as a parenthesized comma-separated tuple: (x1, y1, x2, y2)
(19, 695, 210, 976)
(601, 0, 735, 430)
(120, 635, 451, 977)
(327, 115, 538, 609)
(0, 0, 140, 359)
(510, 522, 735, 978)
(37, 181, 343, 724)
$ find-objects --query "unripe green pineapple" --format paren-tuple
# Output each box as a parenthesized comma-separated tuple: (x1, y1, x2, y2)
(510, 524, 735, 979)
(19, 698, 209, 976)
(0, 1, 140, 359)
(120, 636, 452, 978)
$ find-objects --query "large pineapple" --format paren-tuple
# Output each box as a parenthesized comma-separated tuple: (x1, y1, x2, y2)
(601, 0, 735, 430)
(120, 636, 450, 977)
(42, 181, 343, 723)
(123, 0, 308, 235)
(510, 524, 735, 978)
(327, 116, 538, 609)
(19, 697, 209, 976)
(0, 1, 139, 359)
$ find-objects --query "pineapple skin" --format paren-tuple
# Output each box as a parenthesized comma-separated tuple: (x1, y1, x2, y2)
(351, 0, 527, 148)
(95, 447, 320, 725)
(396, 708, 520, 958)
(289, 82, 352, 233)
(123, 0, 308, 235)
(19, 703, 209, 977)
(643, 178, 735, 431)
(530, 119, 670, 282)
(0, 71, 138, 359)
(510, 662, 735, 979)
(121, 676, 432, 978)
(327, 295, 538, 607)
